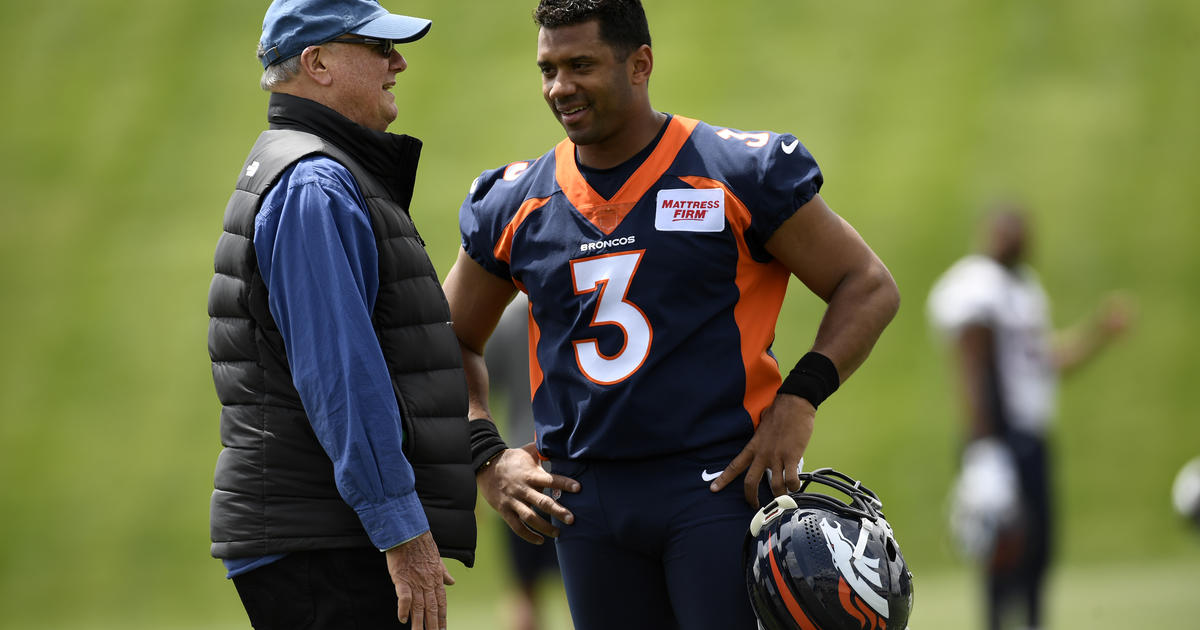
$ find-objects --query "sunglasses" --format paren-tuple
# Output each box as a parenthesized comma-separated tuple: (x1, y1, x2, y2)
(328, 36, 395, 58)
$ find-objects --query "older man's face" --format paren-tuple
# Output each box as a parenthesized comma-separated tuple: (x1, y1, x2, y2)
(319, 38, 408, 132)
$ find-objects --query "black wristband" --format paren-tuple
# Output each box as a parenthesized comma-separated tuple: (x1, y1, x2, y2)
(469, 418, 509, 473)
(777, 351, 841, 409)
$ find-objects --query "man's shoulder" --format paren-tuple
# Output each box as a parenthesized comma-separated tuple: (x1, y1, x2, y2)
(933, 256, 1003, 295)
(671, 117, 822, 223)
(463, 146, 560, 212)
(927, 255, 1008, 330)
(282, 155, 359, 192)
(949, 255, 1020, 286)
(687, 118, 792, 157)
(258, 155, 363, 220)
(681, 118, 816, 179)
(288, 154, 353, 179)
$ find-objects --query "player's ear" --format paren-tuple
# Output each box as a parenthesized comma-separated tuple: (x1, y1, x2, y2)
(629, 44, 653, 86)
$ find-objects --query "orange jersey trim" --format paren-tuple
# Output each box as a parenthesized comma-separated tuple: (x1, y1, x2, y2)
(525, 295, 549, 465)
(678, 175, 789, 428)
(554, 116, 701, 235)
(494, 196, 552, 265)
(524, 295, 545, 408)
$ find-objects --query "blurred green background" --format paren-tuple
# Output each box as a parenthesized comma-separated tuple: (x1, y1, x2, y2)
(1, 0, 1197, 628)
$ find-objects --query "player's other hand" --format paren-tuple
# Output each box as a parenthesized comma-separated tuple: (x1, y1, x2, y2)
(386, 531, 454, 630)
(478, 442, 580, 544)
(1098, 290, 1137, 338)
(710, 394, 815, 509)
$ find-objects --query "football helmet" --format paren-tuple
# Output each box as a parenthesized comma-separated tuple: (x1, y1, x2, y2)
(1172, 456, 1200, 529)
(744, 467, 913, 630)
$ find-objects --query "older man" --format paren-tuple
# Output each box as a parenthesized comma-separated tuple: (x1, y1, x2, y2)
(207, 1, 474, 628)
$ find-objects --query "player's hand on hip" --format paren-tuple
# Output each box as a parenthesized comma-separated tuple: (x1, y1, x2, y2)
(710, 394, 815, 509)
(478, 442, 580, 544)
(385, 530, 454, 630)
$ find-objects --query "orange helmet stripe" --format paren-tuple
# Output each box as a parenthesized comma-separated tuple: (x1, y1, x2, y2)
(837, 576, 886, 630)
(768, 534, 823, 630)
(838, 577, 869, 628)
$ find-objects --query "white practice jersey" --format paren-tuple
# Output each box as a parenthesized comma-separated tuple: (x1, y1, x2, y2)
(927, 255, 1057, 434)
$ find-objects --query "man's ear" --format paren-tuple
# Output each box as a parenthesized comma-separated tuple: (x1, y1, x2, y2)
(298, 45, 334, 87)
(629, 44, 653, 86)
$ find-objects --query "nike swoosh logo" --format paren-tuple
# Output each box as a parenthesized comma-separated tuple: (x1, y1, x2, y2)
(701, 469, 722, 482)
(781, 139, 799, 155)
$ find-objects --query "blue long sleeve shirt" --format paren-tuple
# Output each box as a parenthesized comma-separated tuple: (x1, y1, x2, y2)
(223, 156, 428, 577)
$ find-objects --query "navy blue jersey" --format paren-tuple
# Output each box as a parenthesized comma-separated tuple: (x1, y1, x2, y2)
(460, 116, 822, 460)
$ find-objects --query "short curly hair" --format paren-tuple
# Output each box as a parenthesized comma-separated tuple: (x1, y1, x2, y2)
(533, 0, 651, 60)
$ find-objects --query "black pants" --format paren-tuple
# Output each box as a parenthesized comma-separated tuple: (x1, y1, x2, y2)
(232, 548, 408, 630)
(986, 431, 1052, 630)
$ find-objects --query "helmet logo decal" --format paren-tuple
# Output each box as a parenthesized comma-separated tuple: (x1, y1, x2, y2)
(819, 518, 889, 617)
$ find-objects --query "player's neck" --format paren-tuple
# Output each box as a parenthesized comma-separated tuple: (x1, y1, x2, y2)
(576, 110, 668, 170)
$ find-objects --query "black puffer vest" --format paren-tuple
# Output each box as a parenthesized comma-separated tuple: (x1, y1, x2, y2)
(208, 97, 475, 566)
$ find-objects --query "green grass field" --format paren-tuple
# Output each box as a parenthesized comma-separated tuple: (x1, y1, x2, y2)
(1, 0, 1197, 627)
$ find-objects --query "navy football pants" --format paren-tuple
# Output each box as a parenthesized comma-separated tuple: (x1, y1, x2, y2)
(550, 445, 772, 630)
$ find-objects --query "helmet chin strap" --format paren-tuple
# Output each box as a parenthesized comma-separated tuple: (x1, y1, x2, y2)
(749, 494, 799, 537)
(853, 519, 873, 558)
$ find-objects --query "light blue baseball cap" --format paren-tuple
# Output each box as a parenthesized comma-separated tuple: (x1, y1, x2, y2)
(259, 0, 431, 68)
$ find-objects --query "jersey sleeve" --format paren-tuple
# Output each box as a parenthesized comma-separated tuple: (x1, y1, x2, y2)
(748, 132, 824, 245)
(695, 124, 824, 249)
(459, 155, 552, 281)
(458, 164, 525, 280)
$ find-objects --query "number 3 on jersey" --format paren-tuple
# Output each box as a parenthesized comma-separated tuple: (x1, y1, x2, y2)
(569, 251, 653, 385)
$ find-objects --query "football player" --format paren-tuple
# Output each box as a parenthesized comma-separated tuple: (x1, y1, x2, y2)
(443, 1, 900, 628)
(928, 204, 1133, 630)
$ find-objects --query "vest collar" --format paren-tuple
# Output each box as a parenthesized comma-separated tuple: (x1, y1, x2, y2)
(266, 92, 422, 211)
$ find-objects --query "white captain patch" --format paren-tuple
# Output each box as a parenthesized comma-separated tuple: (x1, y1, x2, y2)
(654, 188, 725, 232)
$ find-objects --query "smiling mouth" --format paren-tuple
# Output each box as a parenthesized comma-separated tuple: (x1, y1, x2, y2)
(557, 103, 588, 123)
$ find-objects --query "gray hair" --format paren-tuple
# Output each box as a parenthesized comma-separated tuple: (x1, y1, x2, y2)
(257, 43, 302, 91)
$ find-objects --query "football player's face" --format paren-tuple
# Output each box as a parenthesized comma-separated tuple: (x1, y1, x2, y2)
(987, 210, 1029, 267)
(537, 21, 637, 146)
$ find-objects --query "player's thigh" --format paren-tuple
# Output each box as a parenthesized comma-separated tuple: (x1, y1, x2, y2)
(662, 496, 759, 630)
(551, 459, 678, 629)
(555, 534, 677, 630)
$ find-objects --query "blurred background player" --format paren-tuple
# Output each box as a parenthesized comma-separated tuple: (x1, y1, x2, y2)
(484, 293, 564, 630)
(927, 202, 1133, 630)
(443, 1, 900, 628)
